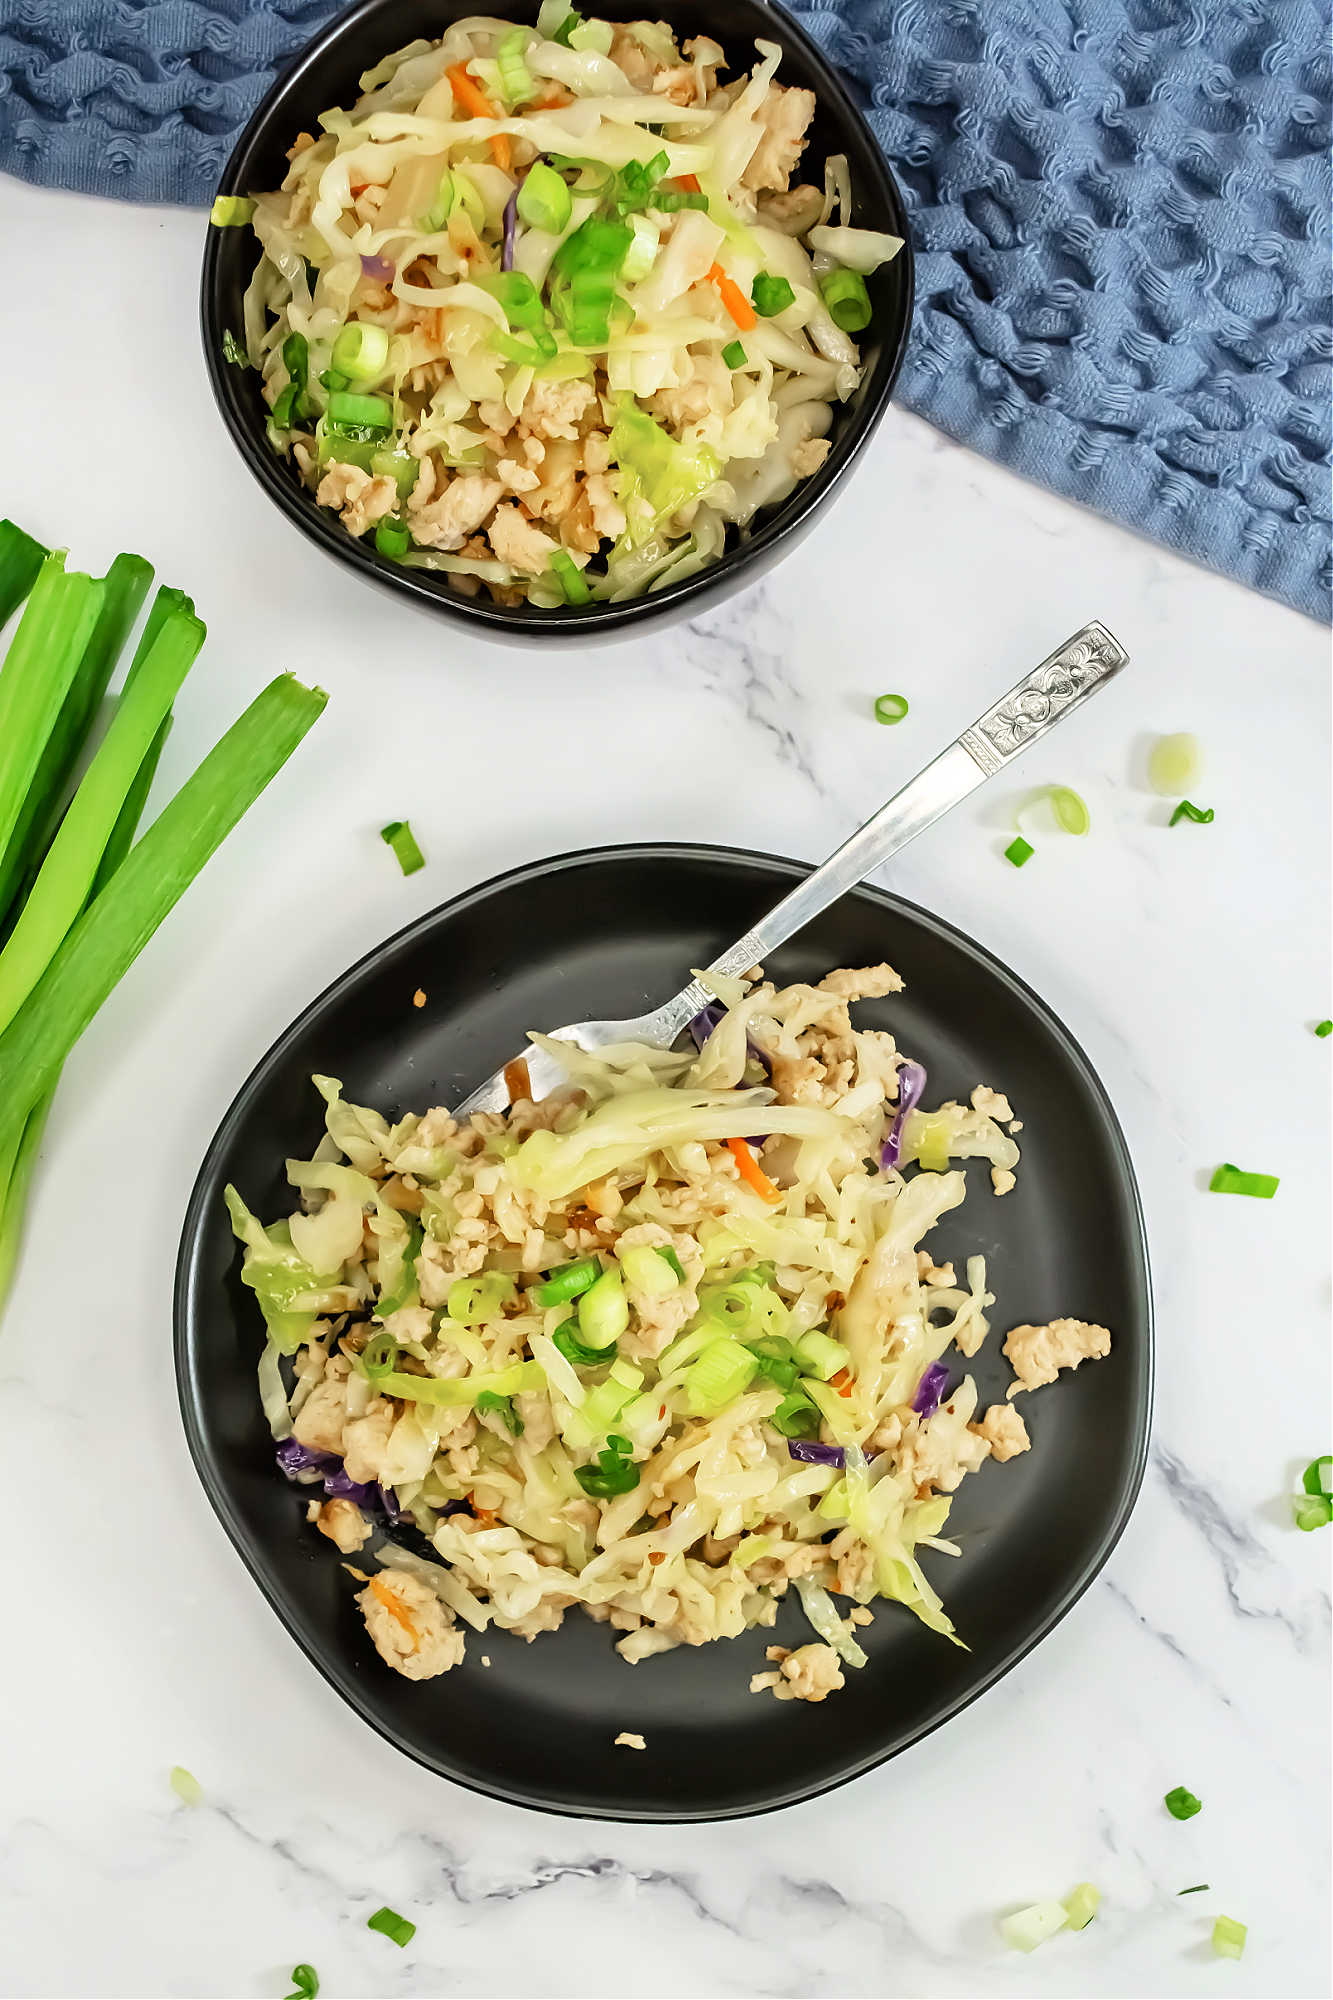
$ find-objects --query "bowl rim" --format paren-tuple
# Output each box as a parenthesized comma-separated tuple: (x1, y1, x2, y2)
(199, 0, 916, 635)
(174, 839, 1154, 1821)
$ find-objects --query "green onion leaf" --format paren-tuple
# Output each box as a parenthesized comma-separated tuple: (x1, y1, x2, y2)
(574, 1437, 640, 1496)
(1208, 1162, 1278, 1199)
(169, 1765, 203, 1805)
(874, 692, 908, 725)
(772, 1390, 821, 1438)
(331, 322, 391, 384)
(1211, 1916, 1246, 1960)
(496, 26, 535, 104)
(0, 519, 48, 632)
(578, 1268, 629, 1348)
(375, 518, 412, 560)
(1004, 835, 1035, 868)
(657, 1245, 685, 1281)
(1315, 1020, 1332, 1038)
(686, 1337, 757, 1416)
(1177, 1884, 1210, 1895)
(284, 1966, 319, 2000)
(380, 820, 425, 876)
(549, 548, 590, 604)
(1164, 1785, 1202, 1820)
(553, 1320, 618, 1368)
(0, 673, 327, 1182)
(1170, 799, 1214, 826)
(210, 195, 255, 226)
(221, 330, 252, 369)
(721, 339, 747, 369)
(793, 1330, 851, 1381)
(518, 161, 573, 234)
(0, 557, 104, 900)
(533, 1257, 602, 1307)
(1302, 1456, 1332, 1498)
(361, 1330, 401, 1382)
(1294, 1494, 1332, 1531)
(751, 272, 796, 317)
(447, 1272, 515, 1325)
(475, 1389, 524, 1434)
(819, 266, 872, 333)
(366, 1906, 415, 1949)
(328, 390, 393, 432)
(1148, 731, 1199, 795)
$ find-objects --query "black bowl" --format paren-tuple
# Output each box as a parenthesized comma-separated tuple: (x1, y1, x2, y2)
(200, 0, 915, 645)
(175, 845, 1152, 1821)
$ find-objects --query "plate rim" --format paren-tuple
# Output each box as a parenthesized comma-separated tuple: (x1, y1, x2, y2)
(173, 841, 1154, 1821)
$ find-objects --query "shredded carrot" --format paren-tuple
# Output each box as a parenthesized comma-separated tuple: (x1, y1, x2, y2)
(446, 62, 512, 169)
(726, 1136, 783, 1205)
(369, 1576, 420, 1643)
(648, 1550, 666, 1566)
(707, 261, 757, 331)
(471, 1503, 498, 1527)
(677, 172, 702, 193)
(829, 1367, 855, 1399)
(504, 1056, 532, 1105)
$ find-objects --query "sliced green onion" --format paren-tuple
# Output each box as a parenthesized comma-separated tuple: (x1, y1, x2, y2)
(650, 189, 710, 212)
(518, 161, 573, 234)
(496, 27, 534, 104)
(533, 1256, 602, 1307)
(578, 1268, 629, 1347)
(380, 819, 424, 876)
(618, 1242, 679, 1296)
(375, 518, 412, 560)
(1164, 1785, 1202, 1820)
(331, 322, 391, 383)
(1047, 785, 1090, 835)
(1062, 1883, 1101, 1931)
(553, 1319, 618, 1368)
(874, 692, 908, 724)
(377, 1361, 542, 1406)
(361, 1330, 401, 1382)
(169, 1765, 203, 1805)
(447, 1272, 514, 1325)
(320, 369, 349, 393)
(568, 15, 612, 52)
(221, 330, 251, 368)
(551, 216, 633, 347)
(622, 212, 660, 281)
(1211, 1916, 1246, 1960)
(367, 1906, 415, 1949)
(772, 1390, 821, 1438)
(1005, 835, 1035, 868)
(998, 1901, 1069, 1953)
(0, 674, 326, 1185)
(794, 1330, 851, 1381)
(721, 340, 747, 369)
(819, 266, 872, 333)
(686, 1337, 757, 1416)
(1148, 731, 1199, 795)
(328, 390, 393, 432)
(1208, 1162, 1278, 1199)
(475, 1389, 524, 1434)
(575, 1438, 639, 1496)
(1294, 1494, 1332, 1531)
(1177, 1884, 1210, 1896)
(751, 272, 795, 317)
(1170, 799, 1214, 826)
(0, 558, 104, 895)
(284, 1967, 319, 2000)
(549, 548, 590, 605)
(1314, 1020, 1331, 1038)
(1303, 1456, 1332, 1498)
(612, 150, 669, 215)
(210, 195, 255, 226)
(0, 519, 47, 631)
(657, 1246, 686, 1281)
(550, 10, 580, 47)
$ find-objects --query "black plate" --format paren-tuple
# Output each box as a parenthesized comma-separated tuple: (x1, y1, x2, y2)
(200, 0, 914, 645)
(175, 846, 1152, 1820)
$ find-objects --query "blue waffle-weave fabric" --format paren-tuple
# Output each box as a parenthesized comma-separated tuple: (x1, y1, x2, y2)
(1, 0, 1328, 618)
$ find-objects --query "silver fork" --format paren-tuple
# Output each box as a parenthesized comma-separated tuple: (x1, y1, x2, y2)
(453, 622, 1129, 1118)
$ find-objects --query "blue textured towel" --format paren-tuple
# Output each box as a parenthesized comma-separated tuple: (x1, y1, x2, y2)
(2, 0, 1328, 619)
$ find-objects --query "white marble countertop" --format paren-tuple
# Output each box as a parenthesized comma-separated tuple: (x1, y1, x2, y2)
(1, 177, 1329, 2000)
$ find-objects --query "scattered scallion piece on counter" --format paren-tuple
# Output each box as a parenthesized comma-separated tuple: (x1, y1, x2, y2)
(1148, 731, 1199, 794)
(1293, 1494, 1331, 1531)
(1211, 1916, 1247, 1960)
(1164, 1785, 1203, 1820)
(1315, 1020, 1332, 1038)
(1062, 1883, 1101, 1931)
(1004, 835, 1034, 868)
(284, 1965, 319, 2000)
(1303, 1456, 1332, 1498)
(1046, 785, 1091, 835)
(1208, 1163, 1278, 1199)
(998, 1901, 1069, 1952)
(380, 820, 425, 876)
(210, 195, 255, 225)
(1170, 799, 1214, 826)
(169, 1765, 203, 1805)
(367, 1906, 416, 1949)
(874, 692, 908, 724)
(1178, 1884, 1210, 1896)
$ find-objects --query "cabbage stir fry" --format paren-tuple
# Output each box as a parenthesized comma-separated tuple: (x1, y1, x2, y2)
(227, 965, 1111, 1699)
(218, 10, 903, 605)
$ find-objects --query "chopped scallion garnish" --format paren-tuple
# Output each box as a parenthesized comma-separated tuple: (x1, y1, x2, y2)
(549, 548, 590, 604)
(873, 692, 908, 725)
(1004, 835, 1034, 868)
(380, 820, 425, 876)
(1208, 1163, 1278, 1199)
(1047, 785, 1091, 835)
(367, 1906, 415, 1949)
(998, 1901, 1069, 1953)
(1302, 1455, 1332, 1499)
(169, 1765, 203, 1805)
(221, 330, 251, 368)
(1293, 1495, 1331, 1531)
(751, 272, 796, 317)
(721, 339, 747, 369)
(1170, 799, 1214, 826)
(1211, 1916, 1246, 1960)
(1315, 1019, 1332, 1038)
(375, 518, 411, 560)
(284, 1967, 319, 2000)
(1062, 1882, 1101, 1931)
(209, 195, 255, 226)
(1148, 732, 1199, 794)
(1177, 1884, 1210, 1895)
(819, 266, 872, 333)
(1164, 1785, 1202, 1820)
(331, 322, 390, 384)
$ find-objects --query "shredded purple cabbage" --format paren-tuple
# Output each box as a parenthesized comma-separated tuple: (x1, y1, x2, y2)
(912, 1360, 952, 1418)
(880, 1059, 928, 1170)
(360, 252, 394, 281)
(687, 1001, 726, 1049)
(501, 188, 519, 270)
(275, 1440, 404, 1520)
(275, 1437, 340, 1477)
(787, 1440, 847, 1467)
